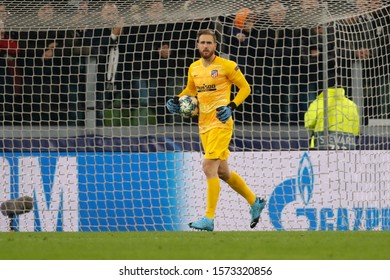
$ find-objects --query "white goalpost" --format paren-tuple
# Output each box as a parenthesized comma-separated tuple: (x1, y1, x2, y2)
(0, 0, 389, 232)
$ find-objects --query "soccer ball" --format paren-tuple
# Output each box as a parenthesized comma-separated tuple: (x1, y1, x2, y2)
(178, 95, 198, 118)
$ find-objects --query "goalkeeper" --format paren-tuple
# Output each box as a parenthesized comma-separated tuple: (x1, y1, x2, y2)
(166, 29, 266, 231)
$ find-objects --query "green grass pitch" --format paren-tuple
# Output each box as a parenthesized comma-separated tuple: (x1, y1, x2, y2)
(0, 231, 389, 260)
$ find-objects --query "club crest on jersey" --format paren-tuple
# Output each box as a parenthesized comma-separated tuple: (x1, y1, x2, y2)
(211, 70, 218, 78)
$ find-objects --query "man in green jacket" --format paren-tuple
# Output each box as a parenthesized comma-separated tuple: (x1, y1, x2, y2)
(304, 86, 360, 150)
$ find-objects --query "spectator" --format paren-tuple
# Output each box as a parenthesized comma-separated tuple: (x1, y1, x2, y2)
(146, 0, 165, 22)
(335, 0, 384, 125)
(300, 0, 320, 13)
(230, 8, 259, 84)
(152, 41, 190, 124)
(128, 3, 142, 24)
(370, 1, 390, 120)
(90, 1, 124, 126)
(222, 7, 263, 124)
(128, 34, 159, 126)
(0, 4, 8, 23)
(68, 0, 92, 54)
(257, 1, 300, 124)
(0, 18, 21, 123)
(125, 1, 168, 125)
(123, 0, 190, 125)
(62, 0, 95, 125)
(19, 2, 65, 125)
(304, 80, 360, 150)
(298, 23, 337, 125)
(19, 1, 94, 126)
(176, 0, 215, 59)
(0, 3, 16, 40)
(290, 0, 324, 27)
(353, 0, 390, 122)
(229, 8, 255, 58)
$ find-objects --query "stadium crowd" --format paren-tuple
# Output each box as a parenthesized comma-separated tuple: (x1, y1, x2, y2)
(0, 0, 389, 126)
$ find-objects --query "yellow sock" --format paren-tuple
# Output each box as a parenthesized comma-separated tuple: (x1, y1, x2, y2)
(205, 177, 220, 219)
(226, 171, 256, 205)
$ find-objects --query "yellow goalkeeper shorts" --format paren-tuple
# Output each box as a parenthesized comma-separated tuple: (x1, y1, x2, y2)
(200, 128, 232, 160)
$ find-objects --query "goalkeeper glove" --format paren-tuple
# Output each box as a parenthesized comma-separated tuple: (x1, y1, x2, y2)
(216, 102, 237, 123)
(166, 96, 180, 114)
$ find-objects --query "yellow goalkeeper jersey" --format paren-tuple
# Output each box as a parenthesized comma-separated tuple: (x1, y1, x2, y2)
(179, 56, 251, 134)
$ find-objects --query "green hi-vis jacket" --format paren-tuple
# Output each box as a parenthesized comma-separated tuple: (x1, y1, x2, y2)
(304, 87, 360, 149)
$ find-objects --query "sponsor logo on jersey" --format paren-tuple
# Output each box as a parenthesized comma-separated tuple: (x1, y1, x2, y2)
(196, 84, 216, 92)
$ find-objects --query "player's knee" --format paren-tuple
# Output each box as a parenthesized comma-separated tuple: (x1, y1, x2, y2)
(202, 160, 218, 177)
(218, 168, 230, 181)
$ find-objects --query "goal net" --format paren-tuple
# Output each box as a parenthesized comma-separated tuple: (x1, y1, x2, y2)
(0, 0, 390, 232)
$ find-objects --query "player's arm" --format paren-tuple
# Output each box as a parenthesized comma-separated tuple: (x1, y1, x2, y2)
(230, 71, 251, 108)
(166, 64, 197, 114)
(217, 63, 251, 123)
(178, 65, 197, 98)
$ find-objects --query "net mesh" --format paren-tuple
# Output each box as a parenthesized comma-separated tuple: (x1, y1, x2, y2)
(3, 0, 388, 29)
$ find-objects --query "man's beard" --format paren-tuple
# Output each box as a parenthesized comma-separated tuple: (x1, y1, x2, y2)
(200, 50, 214, 59)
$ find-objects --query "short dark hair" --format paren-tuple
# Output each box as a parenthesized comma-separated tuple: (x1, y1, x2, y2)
(197, 29, 217, 43)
